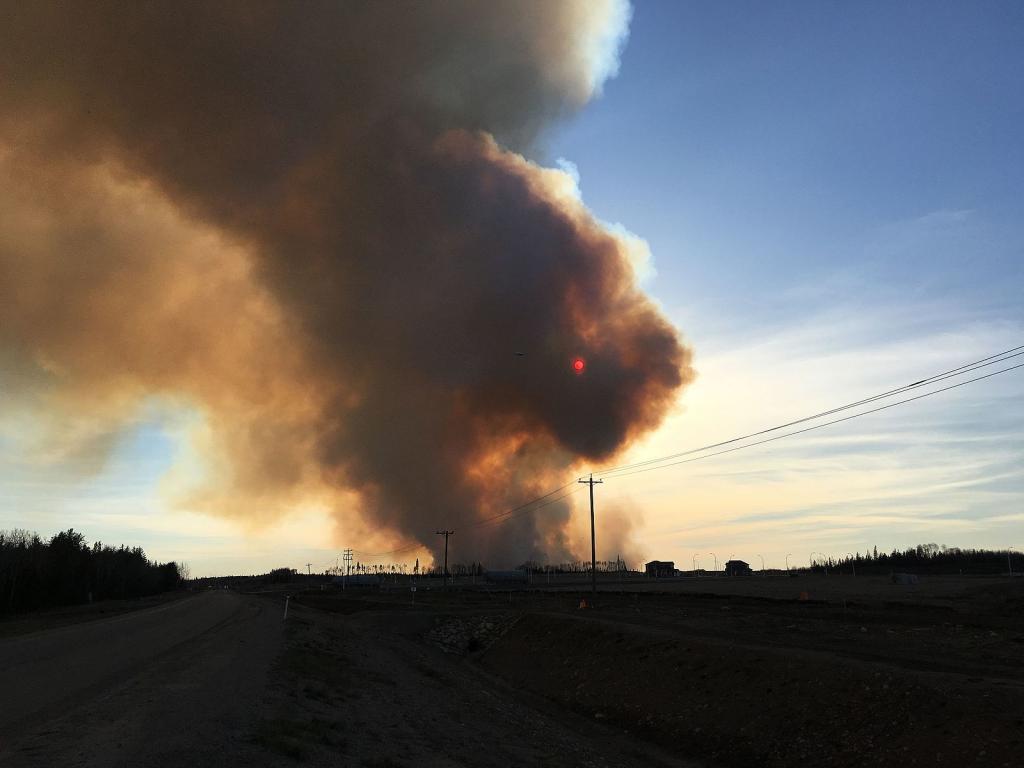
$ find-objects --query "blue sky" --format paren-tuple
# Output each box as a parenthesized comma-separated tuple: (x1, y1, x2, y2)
(541, 0, 1023, 566)
(548, 0, 1023, 336)
(3, 1, 1022, 575)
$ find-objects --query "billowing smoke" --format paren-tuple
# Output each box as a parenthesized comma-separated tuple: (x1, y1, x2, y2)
(0, 1, 693, 565)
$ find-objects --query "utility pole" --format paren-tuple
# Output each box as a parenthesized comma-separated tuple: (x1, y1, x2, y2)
(578, 474, 603, 595)
(342, 548, 353, 590)
(306, 562, 312, 576)
(435, 530, 454, 586)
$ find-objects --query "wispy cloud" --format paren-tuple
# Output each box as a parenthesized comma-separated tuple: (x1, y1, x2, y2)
(598, 298, 1023, 566)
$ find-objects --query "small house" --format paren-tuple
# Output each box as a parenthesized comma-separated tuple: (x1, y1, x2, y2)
(725, 559, 752, 577)
(645, 560, 675, 578)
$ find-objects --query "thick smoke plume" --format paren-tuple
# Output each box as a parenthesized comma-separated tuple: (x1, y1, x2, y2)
(0, 1, 694, 565)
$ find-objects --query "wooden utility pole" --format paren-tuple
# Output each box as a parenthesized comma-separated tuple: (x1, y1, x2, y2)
(435, 530, 454, 586)
(342, 548, 353, 590)
(578, 474, 603, 595)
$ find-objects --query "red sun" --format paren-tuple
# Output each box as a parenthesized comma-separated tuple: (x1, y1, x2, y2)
(572, 357, 586, 374)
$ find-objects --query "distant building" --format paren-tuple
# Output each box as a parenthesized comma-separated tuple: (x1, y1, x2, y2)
(725, 560, 752, 577)
(645, 560, 675, 578)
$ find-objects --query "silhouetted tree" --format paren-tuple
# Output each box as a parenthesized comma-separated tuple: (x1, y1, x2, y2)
(0, 528, 184, 615)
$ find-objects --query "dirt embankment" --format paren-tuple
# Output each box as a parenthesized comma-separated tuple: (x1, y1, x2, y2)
(478, 599, 1024, 768)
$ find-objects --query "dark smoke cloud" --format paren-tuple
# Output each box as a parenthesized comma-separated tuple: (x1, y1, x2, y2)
(0, 1, 694, 565)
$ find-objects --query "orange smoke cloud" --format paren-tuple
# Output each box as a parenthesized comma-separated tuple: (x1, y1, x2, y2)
(0, 1, 693, 564)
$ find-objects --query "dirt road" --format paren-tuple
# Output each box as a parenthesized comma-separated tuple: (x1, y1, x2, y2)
(0, 590, 283, 767)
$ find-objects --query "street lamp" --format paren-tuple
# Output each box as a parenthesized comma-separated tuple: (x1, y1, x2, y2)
(692, 554, 699, 575)
(709, 552, 719, 573)
(847, 552, 856, 577)
(758, 554, 765, 572)
(785, 553, 792, 571)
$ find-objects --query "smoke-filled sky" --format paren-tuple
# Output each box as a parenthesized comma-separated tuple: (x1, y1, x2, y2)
(3, 1, 1022, 576)
(0, 0, 691, 569)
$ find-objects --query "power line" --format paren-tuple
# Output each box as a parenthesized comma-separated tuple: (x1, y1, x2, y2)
(352, 541, 423, 559)
(600, 361, 1024, 480)
(353, 481, 579, 558)
(594, 344, 1024, 478)
(461, 486, 584, 534)
(463, 483, 580, 530)
(355, 347, 1023, 559)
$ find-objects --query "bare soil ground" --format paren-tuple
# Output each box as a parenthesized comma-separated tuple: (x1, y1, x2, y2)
(285, 575, 1024, 767)
(3, 576, 1020, 767)
(262, 597, 696, 767)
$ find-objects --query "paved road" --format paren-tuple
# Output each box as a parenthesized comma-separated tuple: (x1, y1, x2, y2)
(0, 591, 283, 767)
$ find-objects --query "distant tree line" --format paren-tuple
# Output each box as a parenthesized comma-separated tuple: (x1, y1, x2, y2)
(0, 528, 185, 615)
(811, 543, 1020, 575)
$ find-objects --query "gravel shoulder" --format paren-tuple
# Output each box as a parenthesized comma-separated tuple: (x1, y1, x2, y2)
(0, 590, 285, 767)
(0, 590, 195, 640)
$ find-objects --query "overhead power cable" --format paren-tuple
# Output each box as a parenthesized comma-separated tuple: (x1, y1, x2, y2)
(353, 481, 579, 558)
(463, 485, 582, 531)
(352, 541, 424, 559)
(594, 344, 1024, 477)
(599, 361, 1024, 480)
(353, 345, 1023, 558)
